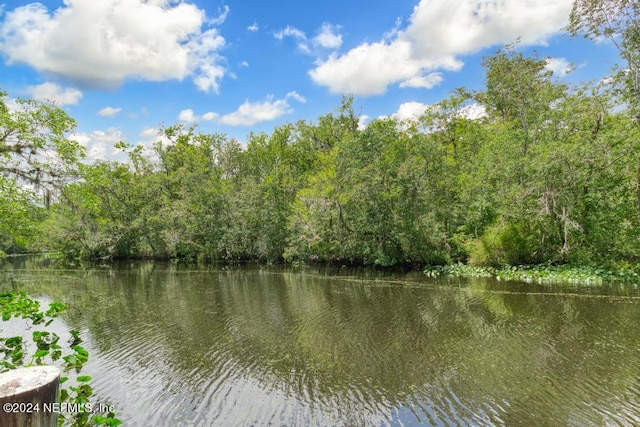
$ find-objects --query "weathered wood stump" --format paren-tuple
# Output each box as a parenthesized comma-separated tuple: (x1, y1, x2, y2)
(0, 366, 60, 427)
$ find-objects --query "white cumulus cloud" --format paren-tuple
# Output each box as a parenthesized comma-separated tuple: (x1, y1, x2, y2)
(218, 92, 306, 126)
(177, 109, 219, 122)
(390, 101, 431, 122)
(209, 5, 229, 26)
(399, 73, 444, 89)
(545, 57, 574, 77)
(139, 127, 159, 139)
(385, 100, 486, 130)
(0, 0, 228, 93)
(274, 25, 310, 54)
(285, 91, 306, 103)
(247, 22, 259, 32)
(98, 106, 122, 117)
(310, 0, 572, 95)
(459, 103, 487, 120)
(310, 40, 446, 95)
(70, 128, 127, 162)
(357, 114, 370, 130)
(313, 23, 342, 49)
(276, 22, 344, 55)
(274, 25, 306, 41)
(202, 112, 219, 121)
(25, 82, 82, 106)
(136, 126, 171, 160)
(178, 109, 197, 122)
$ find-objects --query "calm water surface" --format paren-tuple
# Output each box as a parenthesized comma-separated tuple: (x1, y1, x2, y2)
(2, 257, 640, 426)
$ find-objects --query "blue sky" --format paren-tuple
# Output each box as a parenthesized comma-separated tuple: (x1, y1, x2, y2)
(0, 0, 620, 161)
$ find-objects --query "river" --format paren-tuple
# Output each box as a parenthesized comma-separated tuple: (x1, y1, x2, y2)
(2, 257, 640, 426)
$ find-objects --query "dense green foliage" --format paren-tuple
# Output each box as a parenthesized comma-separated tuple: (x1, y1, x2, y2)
(2, 3, 640, 268)
(0, 177, 45, 254)
(39, 65, 640, 266)
(0, 89, 83, 254)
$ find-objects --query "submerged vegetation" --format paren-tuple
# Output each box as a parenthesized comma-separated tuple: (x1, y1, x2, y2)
(424, 263, 640, 285)
(2, 2, 640, 274)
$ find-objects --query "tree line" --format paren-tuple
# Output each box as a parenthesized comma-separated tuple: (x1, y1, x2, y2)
(2, 1, 640, 268)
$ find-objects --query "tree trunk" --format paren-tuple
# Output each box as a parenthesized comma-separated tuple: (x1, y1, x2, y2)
(0, 366, 60, 427)
(637, 164, 640, 227)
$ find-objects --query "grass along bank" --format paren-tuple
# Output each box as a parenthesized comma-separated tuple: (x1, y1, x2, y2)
(423, 263, 640, 286)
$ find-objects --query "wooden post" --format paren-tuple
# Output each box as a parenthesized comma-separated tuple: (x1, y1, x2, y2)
(0, 366, 60, 427)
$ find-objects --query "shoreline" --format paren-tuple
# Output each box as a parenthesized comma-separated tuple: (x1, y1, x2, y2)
(3, 252, 640, 286)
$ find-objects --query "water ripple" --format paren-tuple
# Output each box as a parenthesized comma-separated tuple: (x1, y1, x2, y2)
(7, 264, 640, 426)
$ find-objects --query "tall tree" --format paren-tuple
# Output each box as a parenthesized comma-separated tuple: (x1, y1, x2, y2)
(0, 91, 82, 187)
(481, 45, 566, 158)
(569, 0, 640, 226)
(569, 0, 640, 116)
(0, 89, 82, 252)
